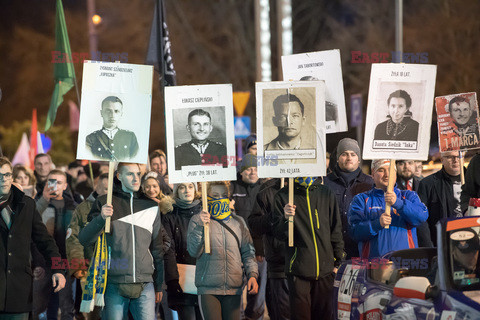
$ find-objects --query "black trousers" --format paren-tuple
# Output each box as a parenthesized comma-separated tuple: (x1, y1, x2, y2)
(287, 273, 335, 320)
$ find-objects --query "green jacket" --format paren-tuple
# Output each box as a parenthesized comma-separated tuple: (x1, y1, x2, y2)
(66, 193, 96, 275)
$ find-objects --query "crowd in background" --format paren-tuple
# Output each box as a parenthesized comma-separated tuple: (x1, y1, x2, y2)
(1, 133, 480, 320)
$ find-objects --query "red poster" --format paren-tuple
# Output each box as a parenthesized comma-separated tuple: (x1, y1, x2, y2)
(435, 92, 480, 152)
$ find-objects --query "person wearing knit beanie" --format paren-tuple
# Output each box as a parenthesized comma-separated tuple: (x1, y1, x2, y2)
(323, 138, 374, 259)
(336, 138, 361, 160)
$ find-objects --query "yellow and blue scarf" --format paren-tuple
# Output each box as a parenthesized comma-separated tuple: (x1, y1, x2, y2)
(80, 231, 108, 312)
(208, 196, 232, 221)
(294, 177, 317, 188)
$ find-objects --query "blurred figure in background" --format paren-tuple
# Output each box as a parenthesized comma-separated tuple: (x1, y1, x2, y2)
(150, 150, 173, 195)
(13, 165, 36, 198)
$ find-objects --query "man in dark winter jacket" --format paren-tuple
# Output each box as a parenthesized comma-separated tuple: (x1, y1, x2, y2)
(230, 154, 265, 320)
(79, 163, 164, 319)
(418, 151, 464, 246)
(323, 138, 373, 258)
(0, 157, 65, 320)
(273, 177, 344, 320)
(248, 178, 289, 320)
(396, 160, 433, 247)
(34, 169, 78, 320)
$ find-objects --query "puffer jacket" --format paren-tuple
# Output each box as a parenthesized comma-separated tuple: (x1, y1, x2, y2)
(78, 179, 164, 291)
(348, 186, 428, 258)
(187, 213, 258, 295)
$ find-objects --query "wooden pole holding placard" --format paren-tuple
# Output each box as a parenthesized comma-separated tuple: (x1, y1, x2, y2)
(105, 161, 115, 233)
(459, 151, 465, 184)
(288, 178, 294, 247)
(384, 159, 396, 229)
(201, 182, 211, 254)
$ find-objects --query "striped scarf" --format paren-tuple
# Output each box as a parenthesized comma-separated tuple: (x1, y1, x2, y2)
(294, 177, 316, 188)
(80, 231, 108, 312)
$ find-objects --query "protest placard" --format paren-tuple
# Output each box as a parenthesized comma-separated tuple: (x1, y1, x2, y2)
(282, 49, 347, 133)
(363, 63, 437, 160)
(256, 81, 326, 179)
(165, 84, 236, 184)
(435, 92, 480, 152)
(76, 61, 153, 164)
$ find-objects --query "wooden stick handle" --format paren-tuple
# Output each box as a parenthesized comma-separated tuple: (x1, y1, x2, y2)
(384, 159, 396, 229)
(280, 177, 285, 188)
(105, 161, 115, 233)
(459, 151, 465, 185)
(201, 182, 210, 254)
(288, 178, 294, 247)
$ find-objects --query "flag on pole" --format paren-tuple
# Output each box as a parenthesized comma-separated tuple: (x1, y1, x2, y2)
(69, 100, 80, 131)
(37, 131, 45, 154)
(12, 133, 31, 167)
(45, 0, 76, 131)
(29, 109, 38, 169)
(146, 0, 176, 87)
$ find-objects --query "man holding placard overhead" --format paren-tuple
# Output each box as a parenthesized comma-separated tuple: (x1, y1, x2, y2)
(348, 160, 428, 259)
(272, 176, 344, 320)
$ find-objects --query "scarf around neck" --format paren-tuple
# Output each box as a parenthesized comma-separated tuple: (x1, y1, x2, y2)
(175, 198, 200, 210)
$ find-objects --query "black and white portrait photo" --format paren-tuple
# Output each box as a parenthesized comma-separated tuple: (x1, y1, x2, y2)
(85, 96, 139, 161)
(363, 63, 437, 161)
(77, 61, 153, 164)
(256, 81, 326, 178)
(165, 84, 236, 183)
(281, 49, 348, 133)
(373, 89, 420, 142)
(263, 89, 316, 157)
(172, 107, 227, 170)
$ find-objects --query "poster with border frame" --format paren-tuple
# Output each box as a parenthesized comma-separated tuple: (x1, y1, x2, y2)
(76, 60, 153, 164)
(256, 80, 326, 178)
(281, 49, 348, 134)
(435, 92, 480, 152)
(165, 84, 236, 184)
(363, 63, 437, 161)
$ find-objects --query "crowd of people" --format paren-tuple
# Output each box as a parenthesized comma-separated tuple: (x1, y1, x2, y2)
(0, 134, 480, 320)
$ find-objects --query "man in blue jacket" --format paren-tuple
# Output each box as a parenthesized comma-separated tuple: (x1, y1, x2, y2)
(348, 159, 428, 258)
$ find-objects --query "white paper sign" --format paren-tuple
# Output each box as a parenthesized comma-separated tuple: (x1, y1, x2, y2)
(282, 49, 348, 133)
(256, 81, 326, 178)
(76, 61, 153, 164)
(363, 63, 437, 160)
(165, 84, 236, 184)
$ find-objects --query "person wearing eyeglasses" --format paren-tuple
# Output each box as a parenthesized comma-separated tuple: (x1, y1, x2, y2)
(0, 157, 66, 320)
(418, 151, 464, 246)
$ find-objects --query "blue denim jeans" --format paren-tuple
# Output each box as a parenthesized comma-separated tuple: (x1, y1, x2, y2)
(102, 282, 156, 320)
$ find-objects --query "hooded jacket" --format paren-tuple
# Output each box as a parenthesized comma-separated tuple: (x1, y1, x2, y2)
(348, 186, 428, 258)
(187, 213, 258, 295)
(78, 179, 164, 291)
(272, 179, 345, 280)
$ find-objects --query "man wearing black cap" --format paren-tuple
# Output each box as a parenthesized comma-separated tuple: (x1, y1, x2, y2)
(230, 154, 266, 320)
(323, 138, 374, 258)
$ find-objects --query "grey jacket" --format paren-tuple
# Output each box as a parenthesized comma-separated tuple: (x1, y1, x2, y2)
(187, 214, 258, 295)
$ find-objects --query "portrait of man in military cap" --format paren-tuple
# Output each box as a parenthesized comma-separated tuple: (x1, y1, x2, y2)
(174, 108, 227, 170)
(85, 96, 139, 161)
